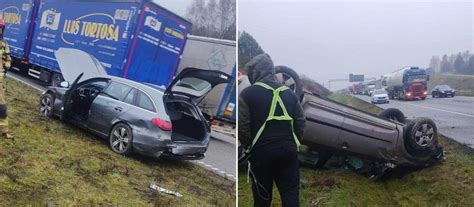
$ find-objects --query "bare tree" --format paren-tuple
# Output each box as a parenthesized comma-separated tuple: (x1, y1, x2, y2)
(185, 0, 236, 40)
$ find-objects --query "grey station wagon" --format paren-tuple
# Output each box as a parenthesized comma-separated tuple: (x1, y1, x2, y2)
(39, 48, 232, 160)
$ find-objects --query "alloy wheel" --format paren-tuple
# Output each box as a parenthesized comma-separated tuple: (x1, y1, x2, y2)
(40, 96, 52, 116)
(414, 123, 434, 147)
(111, 127, 130, 153)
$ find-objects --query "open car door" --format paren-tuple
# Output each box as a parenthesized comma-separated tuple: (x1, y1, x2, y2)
(54, 48, 108, 120)
(165, 68, 232, 99)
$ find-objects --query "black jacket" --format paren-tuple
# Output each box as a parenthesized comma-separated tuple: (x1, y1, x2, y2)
(239, 75, 305, 152)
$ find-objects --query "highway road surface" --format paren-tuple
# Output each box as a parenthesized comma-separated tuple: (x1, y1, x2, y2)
(355, 94, 474, 148)
(6, 72, 236, 180)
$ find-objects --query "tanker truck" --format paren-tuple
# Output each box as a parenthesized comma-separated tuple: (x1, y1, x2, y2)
(386, 66, 428, 100)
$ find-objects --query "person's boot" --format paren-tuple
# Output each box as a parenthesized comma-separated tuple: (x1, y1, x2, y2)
(2, 132, 14, 140)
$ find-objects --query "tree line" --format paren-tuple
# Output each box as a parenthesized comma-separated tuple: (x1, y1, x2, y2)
(429, 51, 474, 75)
(185, 0, 236, 40)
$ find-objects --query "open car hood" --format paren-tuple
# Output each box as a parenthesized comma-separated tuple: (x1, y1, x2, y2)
(165, 68, 232, 99)
(54, 48, 107, 83)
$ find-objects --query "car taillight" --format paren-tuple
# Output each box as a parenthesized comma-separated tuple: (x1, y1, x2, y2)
(151, 118, 172, 131)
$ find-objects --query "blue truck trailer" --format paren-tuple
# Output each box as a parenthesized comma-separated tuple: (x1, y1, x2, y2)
(1, 0, 191, 87)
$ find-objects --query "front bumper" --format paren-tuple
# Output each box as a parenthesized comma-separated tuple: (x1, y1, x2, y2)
(372, 97, 389, 103)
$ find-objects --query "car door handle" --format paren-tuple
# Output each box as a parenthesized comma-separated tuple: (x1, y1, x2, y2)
(114, 107, 123, 112)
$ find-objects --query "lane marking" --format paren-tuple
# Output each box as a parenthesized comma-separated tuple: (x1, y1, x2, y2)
(6, 73, 46, 92)
(356, 95, 474, 118)
(395, 101, 474, 118)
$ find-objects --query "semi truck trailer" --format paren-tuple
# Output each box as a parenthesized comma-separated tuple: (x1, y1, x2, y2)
(386, 67, 428, 100)
(1, 0, 191, 87)
(177, 35, 236, 122)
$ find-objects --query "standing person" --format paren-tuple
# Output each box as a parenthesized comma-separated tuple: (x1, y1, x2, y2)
(239, 54, 305, 207)
(0, 19, 13, 139)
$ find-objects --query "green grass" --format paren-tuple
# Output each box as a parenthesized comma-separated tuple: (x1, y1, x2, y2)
(238, 93, 474, 206)
(428, 73, 474, 96)
(0, 78, 235, 206)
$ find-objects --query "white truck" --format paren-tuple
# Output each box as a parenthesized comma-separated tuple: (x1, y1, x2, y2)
(177, 35, 236, 122)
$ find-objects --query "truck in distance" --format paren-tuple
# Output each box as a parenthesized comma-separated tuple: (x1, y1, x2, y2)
(386, 67, 428, 100)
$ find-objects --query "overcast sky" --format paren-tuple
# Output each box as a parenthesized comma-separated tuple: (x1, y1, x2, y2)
(239, 0, 473, 90)
(153, 0, 192, 16)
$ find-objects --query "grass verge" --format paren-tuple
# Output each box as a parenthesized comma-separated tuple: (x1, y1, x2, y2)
(0, 78, 235, 206)
(428, 73, 474, 96)
(238, 93, 474, 206)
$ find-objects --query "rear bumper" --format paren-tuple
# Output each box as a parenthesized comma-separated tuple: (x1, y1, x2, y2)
(133, 134, 210, 160)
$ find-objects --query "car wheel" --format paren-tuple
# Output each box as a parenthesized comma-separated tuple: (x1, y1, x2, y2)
(109, 123, 133, 155)
(380, 108, 406, 123)
(274, 66, 303, 99)
(404, 117, 438, 157)
(39, 93, 54, 118)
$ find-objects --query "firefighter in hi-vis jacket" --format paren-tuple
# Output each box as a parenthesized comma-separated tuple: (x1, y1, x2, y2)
(0, 19, 13, 139)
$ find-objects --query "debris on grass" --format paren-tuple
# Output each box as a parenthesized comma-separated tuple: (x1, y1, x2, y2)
(149, 183, 183, 197)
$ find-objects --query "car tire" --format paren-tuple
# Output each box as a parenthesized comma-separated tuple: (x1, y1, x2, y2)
(109, 123, 133, 155)
(39, 93, 55, 118)
(404, 117, 438, 157)
(274, 65, 303, 99)
(380, 108, 406, 123)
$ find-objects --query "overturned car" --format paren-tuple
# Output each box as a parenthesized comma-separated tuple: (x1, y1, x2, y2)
(39, 48, 232, 160)
(256, 66, 444, 179)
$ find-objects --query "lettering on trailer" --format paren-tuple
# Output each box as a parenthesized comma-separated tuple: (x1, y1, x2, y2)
(0, 6, 22, 25)
(164, 27, 184, 40)
(61, 13, 122, 45)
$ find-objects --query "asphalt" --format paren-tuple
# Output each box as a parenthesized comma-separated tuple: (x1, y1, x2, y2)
(6, 72, 236, 180)
(355, 94, 474, 148)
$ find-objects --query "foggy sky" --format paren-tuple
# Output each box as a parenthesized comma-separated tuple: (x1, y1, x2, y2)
(239, 0, 473, 90)
(153, 0, 192, 16)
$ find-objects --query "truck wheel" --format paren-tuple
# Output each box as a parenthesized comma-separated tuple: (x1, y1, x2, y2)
(274, 66, 303, 99)
(51, 73, 64, 87)
(380, 108, 406, 123)
(404, 117, 438, 157)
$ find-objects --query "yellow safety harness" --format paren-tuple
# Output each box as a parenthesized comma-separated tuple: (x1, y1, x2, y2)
(246, 82, 302, 199)
(246, 82, 301, 153)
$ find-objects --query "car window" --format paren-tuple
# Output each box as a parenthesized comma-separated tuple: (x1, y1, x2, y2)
(102, 82, 132, 101)
(123, 89, 137, 105)
(374, 90, 386, 95)
(137, 91, 156, 112)
(439, 85, 451, 90)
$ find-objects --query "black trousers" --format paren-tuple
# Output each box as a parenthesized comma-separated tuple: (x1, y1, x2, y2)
(249, 146, 300, 207)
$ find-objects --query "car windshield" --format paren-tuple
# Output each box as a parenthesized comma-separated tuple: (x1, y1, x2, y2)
(373, 90, 386, 95)
(407, 74, 427, 82)
(438, 85, 451, 90)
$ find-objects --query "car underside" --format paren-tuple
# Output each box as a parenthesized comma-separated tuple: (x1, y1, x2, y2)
(272, 66, 445, 180)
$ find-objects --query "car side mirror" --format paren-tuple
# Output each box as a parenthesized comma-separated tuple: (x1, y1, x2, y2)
(60, 81, 70, 88)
